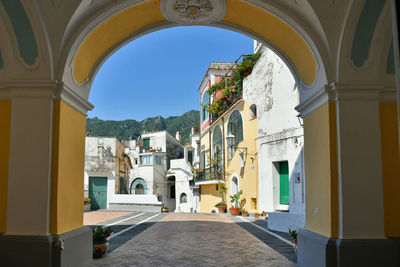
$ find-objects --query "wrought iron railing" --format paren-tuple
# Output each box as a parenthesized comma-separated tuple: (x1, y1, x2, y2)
(194, 166, 224, 183)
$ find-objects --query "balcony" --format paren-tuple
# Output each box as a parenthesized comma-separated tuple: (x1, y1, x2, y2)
(194, 166, 224, 185)
(206, 53, 260, 124)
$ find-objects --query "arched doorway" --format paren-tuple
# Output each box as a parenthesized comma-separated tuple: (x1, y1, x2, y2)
(0, 1, 398, 266)
(130, 178, 147, 195)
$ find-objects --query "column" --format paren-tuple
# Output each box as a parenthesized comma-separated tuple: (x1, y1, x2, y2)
(0, 81, 94, 266)
(296, 83, 399, 267)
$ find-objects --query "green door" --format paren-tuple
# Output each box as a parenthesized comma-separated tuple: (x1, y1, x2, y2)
(279, 161, 289, 205)
(89, 177, 107, 210)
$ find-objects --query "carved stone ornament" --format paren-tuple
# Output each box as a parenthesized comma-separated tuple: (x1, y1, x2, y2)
(161, 0, 226, 24)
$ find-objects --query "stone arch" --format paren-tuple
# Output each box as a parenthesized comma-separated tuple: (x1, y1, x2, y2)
(58, 0, 330, 106)
(130, 178, 147, 195)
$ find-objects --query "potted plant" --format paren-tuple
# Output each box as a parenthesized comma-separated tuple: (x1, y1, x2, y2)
(262, 211, 267, 216)
(229, 190, 243, 216)
(162, 204, 168, 213)
(215, 201, 227, 213)
(92, 226, 112, 258)
(241, 209, 249, 217)
(211, 209, 216, 213)
(289, 228, 298, 247)
(254, 212, 260, 218)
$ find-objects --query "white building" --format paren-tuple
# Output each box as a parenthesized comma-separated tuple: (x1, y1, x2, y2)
(243, 43, 305, 232)
(167, 144, 200, 213)
(84, 137, 133, 210)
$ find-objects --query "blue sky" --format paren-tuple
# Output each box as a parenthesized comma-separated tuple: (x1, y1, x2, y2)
(88, 26, 253, 121)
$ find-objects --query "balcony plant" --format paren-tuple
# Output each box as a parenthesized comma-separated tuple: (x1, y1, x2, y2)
(241, 209, 249, 217)
(229, 190, 243, 216)
(92, 226, 112, 258)
(254, 212, 260, 218)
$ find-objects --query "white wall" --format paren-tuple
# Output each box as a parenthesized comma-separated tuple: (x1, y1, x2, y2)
(169, 157, 199, 213)
(243, 46, 305, 217)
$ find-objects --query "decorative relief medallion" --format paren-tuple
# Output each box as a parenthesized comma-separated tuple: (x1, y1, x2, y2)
(161, 0, 226, 24)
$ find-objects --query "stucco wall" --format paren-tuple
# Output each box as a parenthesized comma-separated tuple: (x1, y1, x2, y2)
(243, 46, 305, 216)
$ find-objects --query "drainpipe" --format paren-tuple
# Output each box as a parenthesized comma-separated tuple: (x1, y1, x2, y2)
(222, 117, 226, 181)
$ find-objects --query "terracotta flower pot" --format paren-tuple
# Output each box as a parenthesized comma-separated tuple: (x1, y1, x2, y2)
(162, 208, 168, 213)
(254, 214, 259, 218)
(93, 240, 109, 258)
(229, 207, 240, 216)
(242, 213, 249, 217)
(217, 205, 227, 213)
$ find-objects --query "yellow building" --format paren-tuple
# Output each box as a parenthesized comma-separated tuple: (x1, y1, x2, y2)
(195, 60, 259, 214)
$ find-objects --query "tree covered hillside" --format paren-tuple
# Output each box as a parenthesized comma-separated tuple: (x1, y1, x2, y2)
(86, 110, 200, 144)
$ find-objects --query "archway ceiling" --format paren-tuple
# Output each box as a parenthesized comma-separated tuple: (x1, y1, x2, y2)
(72, 0, 317, 86)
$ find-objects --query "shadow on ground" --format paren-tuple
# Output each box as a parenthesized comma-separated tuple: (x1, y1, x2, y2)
(93, 215, 297, 267)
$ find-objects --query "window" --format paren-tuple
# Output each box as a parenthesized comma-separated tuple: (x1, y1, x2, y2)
(180, 193, 187, 203)
(249, 104, 257, 119)
(141, 155, 152, 165)
(227, 110, 243, 161)
(188, 150, 193, 165)
(201, 91, 209, 122)
(154, 155, 162, 165)
(200, 151, 206, 169)
(97, 138, 104, 145)
(212, 126, 223, 172)
(143, 138, 150, 148)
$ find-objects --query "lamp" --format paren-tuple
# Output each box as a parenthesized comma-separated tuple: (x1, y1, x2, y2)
(297, 113, 303, 126)
(226, 133, 235, 143)
(226, 133, 247, 155)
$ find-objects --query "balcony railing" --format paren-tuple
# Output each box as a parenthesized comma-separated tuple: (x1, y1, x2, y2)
(194, 166, 224, 183)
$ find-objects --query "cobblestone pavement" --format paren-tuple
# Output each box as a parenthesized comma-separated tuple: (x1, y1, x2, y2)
(95, 213, 297, 267)
(84, 210, 133, 225)
(230, 215, 297, 263)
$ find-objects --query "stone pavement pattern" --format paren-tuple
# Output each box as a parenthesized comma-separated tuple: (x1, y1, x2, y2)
(95, 213, 297, 266)
(84, 211, 132, 225)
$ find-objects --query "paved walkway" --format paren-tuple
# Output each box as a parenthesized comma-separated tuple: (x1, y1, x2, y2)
(84, 210, 132, 225)
(95, 213, 297, 266)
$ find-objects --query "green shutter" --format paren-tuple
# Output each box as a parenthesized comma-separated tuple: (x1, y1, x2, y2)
(143, 138, 149, 148)
(279, 161, 289, 205)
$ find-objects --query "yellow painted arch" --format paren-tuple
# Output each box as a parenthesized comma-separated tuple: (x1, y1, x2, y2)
(73, 0, 317, 85)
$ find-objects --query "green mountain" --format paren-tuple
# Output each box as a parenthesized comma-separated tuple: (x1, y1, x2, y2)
(86, 110, 200, 144)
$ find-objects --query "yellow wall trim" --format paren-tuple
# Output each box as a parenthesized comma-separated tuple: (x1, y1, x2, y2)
(328, 102, 338, 238)
(0, 100, 11, 233)
(73, 0, 165, 83)
(304, 103, 336, 237)
(72, 0, 317, 85)
(222, 0, 317, 85)
(51, 101, 86, 234)
(379, 102, 400, 237)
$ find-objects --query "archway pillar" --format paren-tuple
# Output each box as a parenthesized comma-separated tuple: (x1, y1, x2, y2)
(0, 80, 93, 266)
(296, 83, 399, 267)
